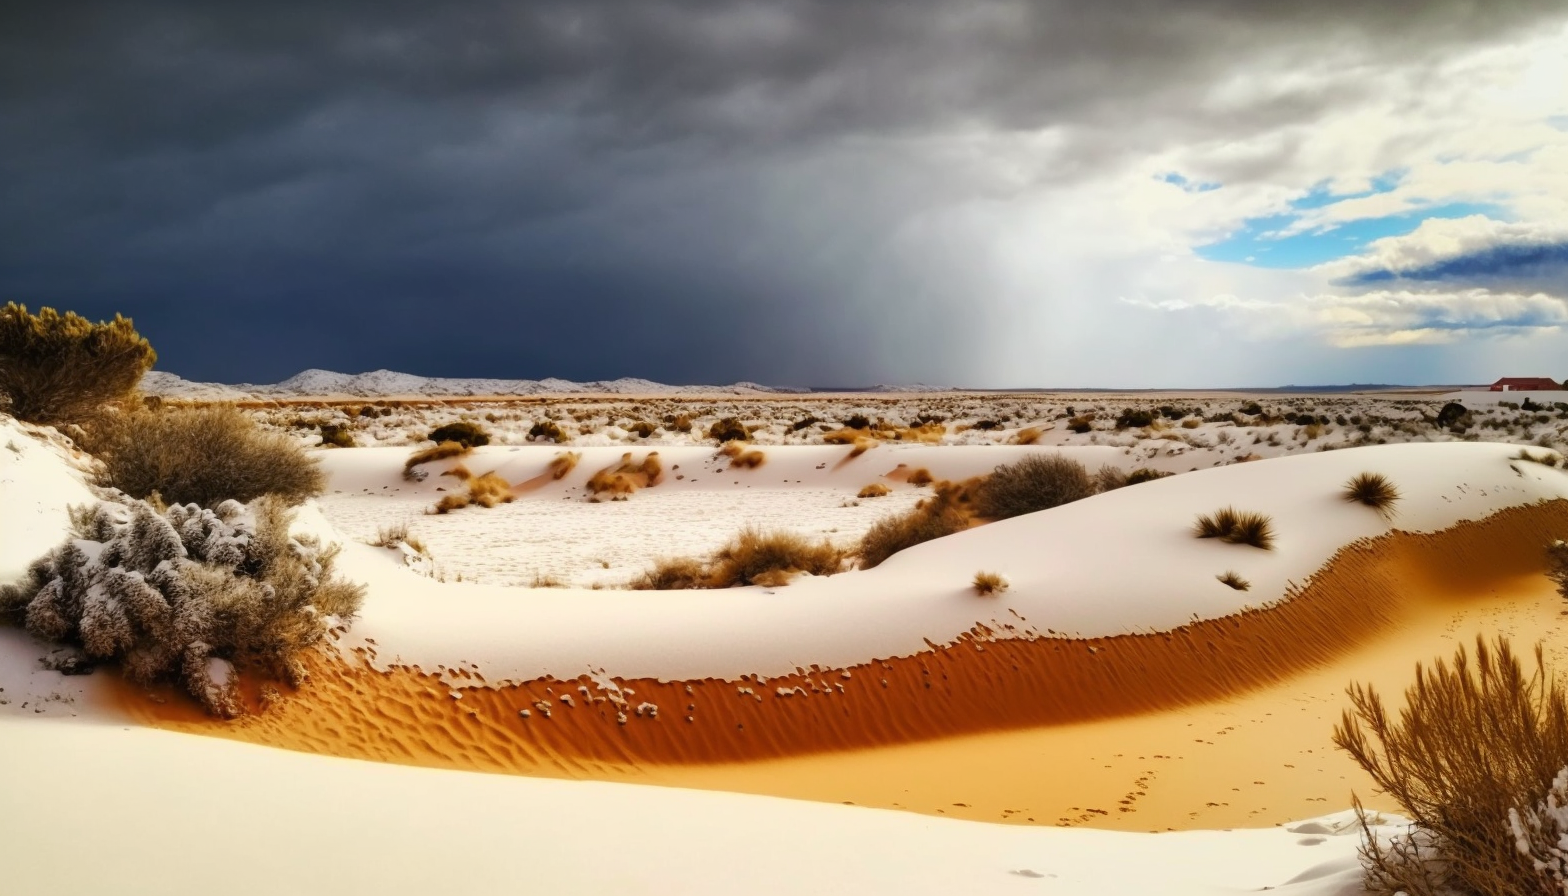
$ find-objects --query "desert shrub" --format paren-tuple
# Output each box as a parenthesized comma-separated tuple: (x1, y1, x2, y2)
(404, 440, 471, 477)
(1518, 449, 1561, 468)
(708, 417, 750, 443)
(1344, 472, 1400, 510)
(1193, 507, 1275, 549)
(318, 424, 355, 448)
(708, 528, 844, 587)
(670, 414, 693, 433)
(548, 451, 581, 480)
(529, 420, 567, 443)
(1435, 402, 1467, 429)
(1116, 408, 1155, 429)
(906, 467, 934, 486)
(720, 442, 766, 469)
(1239, 402, 1263, 416)
(93, 405, 324, 508)
(972, 571, 1007, 595)
(631, 556, 710, 590)
(790, 416, 821, 431)
(1334, 636, 1568, 896)
(1216, 570, 1250, 591)
(971, 419, 1002, 431)
(467, 472, 513, 508)
(587, 452, 663, 500)
(858, 502, 966, 569)
(1180, 418, 1202, 429)
(371, 522, 410, 547)
(1093, 465, 1128, 492)
(1126, 468, 1171, 485)
(1013, 426, 1043, 445)
(1066, 415, 1094, 434)
(429, 421, 490, 448)
(857, 483, 890, 498)
(973, 454, 1093, 520)
(629, 530, 843, 589)
(627, 420, 656, 439)
(0, 303, 157, 424)
(1159, 405, 1189, 420)
(1545, 541, 1568, 603)
(0, 496, 364, 716)
(843, 413, 872, 430)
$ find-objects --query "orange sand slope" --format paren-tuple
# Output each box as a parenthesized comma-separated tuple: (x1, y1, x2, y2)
(126, 499, 1568, 831)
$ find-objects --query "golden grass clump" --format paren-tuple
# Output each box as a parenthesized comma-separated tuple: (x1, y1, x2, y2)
(404, 440, 471, 476)
(972, 571, 1007, 595)
(1343, 471, 1401, 510)
(1517, 449, 1562, 468)
(548, 451, 582, 480)
(1193, 506, 1274, 549)
(857, 484, 971, 569)
(857, 483, 891, 499)
(587, 452, 664, 501)
(89, 404, 324, 508)
(1012, 426, 1043, 445)
(719, 442, 766, 469)
(1215, 570, 1250, 591)
(906, 467, 934, 487)
(1333, 636, 1568, 896)
(467, 472, 513, 508)
(629, 528, 844, 589)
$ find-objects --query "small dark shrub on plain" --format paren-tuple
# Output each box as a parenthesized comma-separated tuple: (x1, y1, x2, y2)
(0, 496, 364, 716)
(319, 424, 355, 448)
(627, 420, 656, 438)
(974, 454, 1094, 520)
(708, 417, 750, 443)
(1343, 472, 1400, 509)
(843, 413, 872, 430)
(1239, 402, 1263, 416)
(0, 302, 157, 424)
(1116, 408, 1155, 428)
(629, 529, 843, 589)
(93, 405, 324, 508)
(1066, 415, 1094, 434)
(429, 421, 490, 447)
(790, 416, 821, 431)
(1125, 468, 1172, 485)
(529, 420, 567, 443)
(971, 419, 1002, 431)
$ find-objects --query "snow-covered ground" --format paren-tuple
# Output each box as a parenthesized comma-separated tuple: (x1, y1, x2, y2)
(4, 404, 1563, 895)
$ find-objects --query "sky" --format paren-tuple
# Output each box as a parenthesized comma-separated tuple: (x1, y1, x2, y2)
(4, 2, 1568, 388)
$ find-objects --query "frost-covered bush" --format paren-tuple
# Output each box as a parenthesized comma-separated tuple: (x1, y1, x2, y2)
(1508, 767, 1568, 891)
(0, 495, 364, 716)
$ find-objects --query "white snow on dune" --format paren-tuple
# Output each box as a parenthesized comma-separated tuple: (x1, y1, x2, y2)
(323, 441, 1568, 686)
(0, 712, 1393, 896)
(0, 417, 98, 585)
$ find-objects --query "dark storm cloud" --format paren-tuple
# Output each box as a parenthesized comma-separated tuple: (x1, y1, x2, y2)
(3, 0, 1565, 384)
(1341, 241, 1568, 294)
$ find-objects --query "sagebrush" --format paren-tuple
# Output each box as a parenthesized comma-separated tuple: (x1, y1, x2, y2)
(91, 405, 324, 508)
(0, 496, 365, 716)
(1333, 636, 1568, 896)
(974, 454, 1093, 520)
(0, 303, 157, 424)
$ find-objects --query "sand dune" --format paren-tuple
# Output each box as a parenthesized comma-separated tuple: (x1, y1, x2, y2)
(120, 499, 1568, 831)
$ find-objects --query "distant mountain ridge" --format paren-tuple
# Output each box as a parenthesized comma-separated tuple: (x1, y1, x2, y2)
(141, 369, 809, 400)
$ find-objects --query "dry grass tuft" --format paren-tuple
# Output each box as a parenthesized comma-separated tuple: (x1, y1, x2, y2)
(1193, 506, 1275, 549)
(404, 440, 471, 476)
(1012, 426, 1043, 445)
(906, 467, 934, 487)
(433, 493, 471, 514)
(1333, 636, 1568, 896)
(441, 462, 473, 482)
(548, 451, 582, 480)
(467, 472, 513, 508)
(1215, 570, 1250, 591)
(858, 491, 969, 569)
(1517, 449, 1562, 468)
(857, 483, 891, 498)
(719, 442, 766, 469)
(587, 452, 664, 500)
(1343, 472, 1401, 510)
(629, 528, 844, 589)
(972, 571, 1008, 595)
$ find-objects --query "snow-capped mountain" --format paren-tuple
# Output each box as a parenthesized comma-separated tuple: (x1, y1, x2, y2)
(141, 368, 809, 399)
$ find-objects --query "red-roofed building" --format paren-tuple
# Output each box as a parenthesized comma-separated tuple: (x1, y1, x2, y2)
(1491, 377, 1562, 391)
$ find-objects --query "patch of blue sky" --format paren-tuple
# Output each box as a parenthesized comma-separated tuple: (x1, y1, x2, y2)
(1286, 170, 1405, 210)
(1157, 172, 1221, 193)
(1196, 201, 1504, 269)
(1548, 115, 1568, 131)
